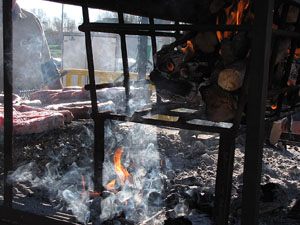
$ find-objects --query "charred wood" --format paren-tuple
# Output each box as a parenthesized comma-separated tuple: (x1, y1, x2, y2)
(194, 32, 219, 54)
(220, 31, 250, 65)
(200, 84, 237, 122)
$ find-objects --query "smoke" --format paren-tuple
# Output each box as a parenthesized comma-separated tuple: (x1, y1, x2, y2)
(100, 121, 167, 224)
(8, 125, 94, 224)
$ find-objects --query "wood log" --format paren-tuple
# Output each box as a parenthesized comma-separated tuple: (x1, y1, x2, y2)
(194, 32, 218, 54)
(278, 5, 299, 23)
(209, 0, 225, 14)
(200, 84, 237, 122)
(221, 32, 250, 66)
(217, 60, 246, 91)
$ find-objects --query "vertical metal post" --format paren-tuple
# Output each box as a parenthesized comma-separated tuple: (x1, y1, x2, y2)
(94, 118, 105, 193)
(3, 0, 13, 208)
(82, 5, 103, 192)
(213, 131, 236, 225)
(149, 17, 161, 103)
(149, 17, 157, 65)
(137, 17, 148, 80)
(241, 1, 274, 225)
(82, 5, 98, 115)
(118, 12, 130, 107)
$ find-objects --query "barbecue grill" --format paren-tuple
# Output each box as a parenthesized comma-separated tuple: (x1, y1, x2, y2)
(2, 0, 300, 225)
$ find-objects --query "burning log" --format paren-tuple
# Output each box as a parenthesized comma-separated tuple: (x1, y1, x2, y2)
(200, 84, 237, 122)
(217, 60, 246, 91)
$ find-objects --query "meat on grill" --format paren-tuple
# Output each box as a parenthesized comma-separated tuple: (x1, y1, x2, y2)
(17, 105, 74, 123)
(29, 89, 90, 104)
(0, 106, 73, 135)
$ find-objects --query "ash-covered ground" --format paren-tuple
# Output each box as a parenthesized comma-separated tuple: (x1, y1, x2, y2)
(0, 120, 299, 225)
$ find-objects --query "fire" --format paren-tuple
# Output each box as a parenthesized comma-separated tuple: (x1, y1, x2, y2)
(216, 17, 223, 43)
(271, 104, 277, 110)
(166, 61, 175, 72)
(216, 0, 250, 41)
(288, 48, 300, 59)
(107, 179, 116, 191)
(113, 148, 131, 185)
(182, 40, 194, 53)
(181, 40, 195, 61)
(81, 175, 86, 192)
(287, 80, 296, 86)
(81, 175, 100, 198)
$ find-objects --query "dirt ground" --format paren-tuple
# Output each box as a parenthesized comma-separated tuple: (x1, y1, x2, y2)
(0, 120, 299, 224)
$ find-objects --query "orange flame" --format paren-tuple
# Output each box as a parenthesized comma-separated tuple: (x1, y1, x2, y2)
(287, 80, 296, 86)
(182, 40, 195, 61)
(216, 17, 223, 42)
(81, 175, 86, 192)
(288, 48, 300, 59)
(182, 40, 194, 53)
(81, 175, 100, 198)
(166, 61, 175, 72)
(107, 179, 116, 191)
(271, 104, 277, 110)
(114, 148, 131, 185)
(217, 0, 250, 41)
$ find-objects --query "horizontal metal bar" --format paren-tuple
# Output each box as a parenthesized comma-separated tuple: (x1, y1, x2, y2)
(0, 206, 74, 225)
(85, 79, 151, 90)
(273, 29, 300, 39)
(280, 132, 300, 143)
(95, 111, 232, 133)
(78, 23, 253, 33)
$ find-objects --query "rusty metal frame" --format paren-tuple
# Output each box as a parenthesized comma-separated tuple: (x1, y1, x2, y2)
(79, 7, 251, 225)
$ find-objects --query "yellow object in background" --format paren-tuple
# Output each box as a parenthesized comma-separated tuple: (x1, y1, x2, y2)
(60, 69, 155, 92)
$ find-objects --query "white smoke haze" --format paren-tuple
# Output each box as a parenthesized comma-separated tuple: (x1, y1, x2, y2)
(7, 126, 95, 224)
(7, 117, 170, 224)
(100, 121, 168, 224)
(8, 160, 93, 224)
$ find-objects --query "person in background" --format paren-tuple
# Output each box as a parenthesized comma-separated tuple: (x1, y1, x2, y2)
(0, 0, 63, 92)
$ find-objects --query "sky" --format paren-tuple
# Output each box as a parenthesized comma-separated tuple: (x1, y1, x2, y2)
(17, 0, 101, 23)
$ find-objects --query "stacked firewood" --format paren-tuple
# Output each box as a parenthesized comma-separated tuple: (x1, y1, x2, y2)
(150, 0, 300, 122)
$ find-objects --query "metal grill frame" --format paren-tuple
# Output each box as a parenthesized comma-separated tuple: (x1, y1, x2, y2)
(1, 0, 300, 225)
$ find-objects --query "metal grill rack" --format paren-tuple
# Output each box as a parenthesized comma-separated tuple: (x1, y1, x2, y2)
(1, 0, 300, 225)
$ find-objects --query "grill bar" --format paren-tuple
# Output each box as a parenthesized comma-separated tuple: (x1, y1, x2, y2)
(78, 23, 253, 33)
(3, 0, 13, 209)
(96, 111, 232, 134)
(0, 206, 75, 225)
(118, 12, 130, 111)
